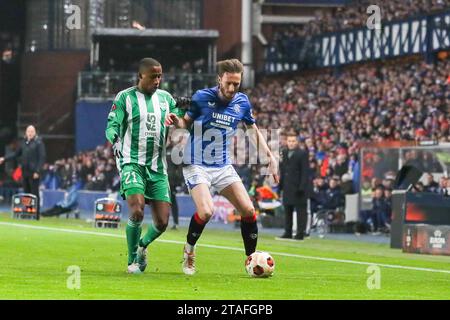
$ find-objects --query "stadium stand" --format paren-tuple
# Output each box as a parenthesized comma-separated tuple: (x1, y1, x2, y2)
(268, 0, 450, 40)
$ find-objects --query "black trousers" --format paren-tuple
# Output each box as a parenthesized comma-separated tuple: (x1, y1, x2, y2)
(170, 186, 178, 225)
(23, 175, 40, 219)
(284, 202, 307, 237)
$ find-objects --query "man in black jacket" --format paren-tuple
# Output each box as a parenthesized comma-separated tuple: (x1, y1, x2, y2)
(0, 125, 46, 218)
(278, 132, 310, 240)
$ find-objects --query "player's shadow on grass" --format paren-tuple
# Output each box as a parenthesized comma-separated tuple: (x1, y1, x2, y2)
(86, 271, 184, 278)
(86, 270, 272, 279)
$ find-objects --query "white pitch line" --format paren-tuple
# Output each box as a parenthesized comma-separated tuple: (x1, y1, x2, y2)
(1, 221, 450, 275)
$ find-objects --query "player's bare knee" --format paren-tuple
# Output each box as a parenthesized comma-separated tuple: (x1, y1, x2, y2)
(159, 221, 168, 232)
(242, 206, 256, 218)
(129, 206, 144, 222)
(154, 217, 168, 232)
(198, 209, 213, 222)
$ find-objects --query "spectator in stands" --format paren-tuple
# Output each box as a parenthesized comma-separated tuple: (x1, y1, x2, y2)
(104, 159, 116, 191)
(384, 187, 392, 228)
(371, 177, 382, 194)
(42, 165, 60, 190)
(371, 185, 391, 234)
(413, 181, 425, 193)
(360, 178, 373, 197)
(333, 153, 349, 178)
(57, 160, 72, 189)
(310, 176, 328, 215)
(382, 176, 395, 190)
(325, 177, 345, 212)
(424, 172, 439, 192)
(437, 176, 449, 196)
(79, 157, 95, 185)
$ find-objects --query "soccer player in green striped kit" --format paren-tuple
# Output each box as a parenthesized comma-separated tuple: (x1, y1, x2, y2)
(105, 58, 185, 273)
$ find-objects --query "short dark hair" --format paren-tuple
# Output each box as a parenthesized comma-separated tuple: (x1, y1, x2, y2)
(138, 58, 161, 74)
(286, 131, 298, 138)
(217, 59, 243, 76)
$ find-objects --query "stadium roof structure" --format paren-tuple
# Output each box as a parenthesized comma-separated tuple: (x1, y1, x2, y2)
(92, 28, 219, 40)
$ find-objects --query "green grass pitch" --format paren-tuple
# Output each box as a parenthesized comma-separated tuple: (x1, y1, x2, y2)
(0, 212, 449, 300)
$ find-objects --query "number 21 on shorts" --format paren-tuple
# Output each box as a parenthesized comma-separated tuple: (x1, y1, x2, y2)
(124, 171, 138, 185)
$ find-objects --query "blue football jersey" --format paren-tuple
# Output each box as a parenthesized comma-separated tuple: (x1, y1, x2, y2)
(183, 86, 255, 167)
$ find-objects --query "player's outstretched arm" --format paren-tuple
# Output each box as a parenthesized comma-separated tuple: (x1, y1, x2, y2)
(105, 99, 126, 158)
(166, 113, 193, 130)
(246, 123, 280, 184)
(105, 95, 126, 144)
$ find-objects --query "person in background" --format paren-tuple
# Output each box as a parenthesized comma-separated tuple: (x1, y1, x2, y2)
(0, 125, 46, 219)
(371, 185, 390, 234)
(279, 131, 310, 240)
(423, 173, 439, 193)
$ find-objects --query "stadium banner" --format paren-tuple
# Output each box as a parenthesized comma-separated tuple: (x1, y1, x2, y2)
(265, 10, 450, 73)
(324, 10, 450, 66)
(320, 10, 450, 67)
(403, 224, 450, 256)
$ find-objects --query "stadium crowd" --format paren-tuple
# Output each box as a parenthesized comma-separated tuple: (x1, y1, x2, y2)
(270, 0, 450, 42)
(249, 57, 450, 178)
(37, 146, 120, 193)
(247, 55, 450, 232)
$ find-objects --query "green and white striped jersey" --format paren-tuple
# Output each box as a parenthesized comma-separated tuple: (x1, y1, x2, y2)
(105, 86, 184, 175)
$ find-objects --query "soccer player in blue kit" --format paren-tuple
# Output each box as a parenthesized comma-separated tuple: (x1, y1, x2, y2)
(166, 59, 279, 275)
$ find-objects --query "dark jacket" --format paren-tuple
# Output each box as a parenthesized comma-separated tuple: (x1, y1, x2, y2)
(325, 186, 345, 210)
(279, 147, 310, 205)
(372, 197, 390, 216)
(311, 184, 328, 213)
(5, 136, 46, 177)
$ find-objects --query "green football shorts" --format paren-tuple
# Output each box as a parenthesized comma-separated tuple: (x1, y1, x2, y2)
(119, 163, 171, 203)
